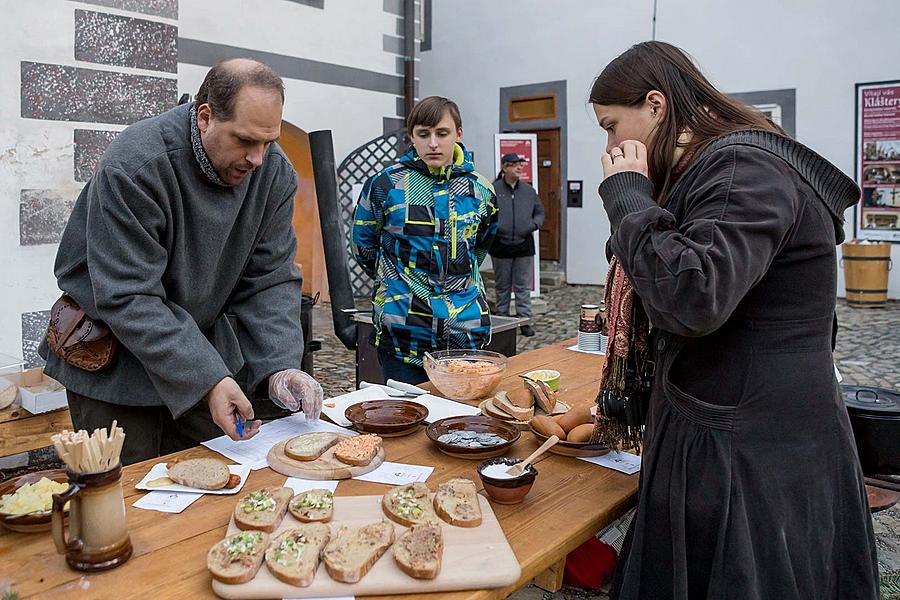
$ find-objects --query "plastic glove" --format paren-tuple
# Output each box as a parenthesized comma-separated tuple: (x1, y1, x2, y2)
(269, 369, 324, 422)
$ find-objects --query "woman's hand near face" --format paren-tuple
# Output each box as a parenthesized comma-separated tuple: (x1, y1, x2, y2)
(602, 140, 649, 179)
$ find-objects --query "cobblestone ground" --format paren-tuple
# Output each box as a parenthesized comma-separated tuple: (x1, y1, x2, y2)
(3, 287, 897, 598)
(312, 287, 899, 599)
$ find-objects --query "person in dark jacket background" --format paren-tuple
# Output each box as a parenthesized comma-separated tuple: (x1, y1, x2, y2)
(591, 42, 879, 599)
(490, 153, 544, 336)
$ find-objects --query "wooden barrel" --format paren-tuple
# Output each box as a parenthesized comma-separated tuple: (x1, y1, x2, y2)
(842, 242, 892, 308)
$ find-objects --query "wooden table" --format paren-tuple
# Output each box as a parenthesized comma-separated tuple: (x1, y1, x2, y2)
(0, 403, 72, 457)
(1, 340, 639, 599)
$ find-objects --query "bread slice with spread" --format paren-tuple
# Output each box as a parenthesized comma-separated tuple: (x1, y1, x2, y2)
(264, 524, 331, 587)
(393, 521, 444, 579)
(434, 478, 482, 527)
(333, 434, 382, 466)
(382, 482, 439, 526)
(288, 488, 334, 523)
(234, 487, 293, 533)
(284, 432, 342, 462)
(167, 457, 231, 490)
(207, 530, 270, 584)
(322, 519, 395, 583)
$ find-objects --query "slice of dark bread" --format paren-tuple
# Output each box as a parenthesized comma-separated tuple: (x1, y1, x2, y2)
(168, 458, 230, 490)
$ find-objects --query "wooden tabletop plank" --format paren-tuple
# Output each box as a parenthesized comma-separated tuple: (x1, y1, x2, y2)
(1, 340, 638, 599)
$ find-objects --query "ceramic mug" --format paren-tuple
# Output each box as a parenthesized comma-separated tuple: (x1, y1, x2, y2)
(579, 304, 601, 333)
(51, 464, 133, 572)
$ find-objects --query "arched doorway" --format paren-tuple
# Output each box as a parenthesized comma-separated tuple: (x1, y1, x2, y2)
(279, 120, 328, 301)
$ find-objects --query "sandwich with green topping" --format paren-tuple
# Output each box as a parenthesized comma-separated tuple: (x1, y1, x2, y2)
(264, 524, 331, 586)
(234, 486, 293, 533)
(207, 530, 270, 584)
(288, 488, 334, 523)
(381, 482, 438, 527)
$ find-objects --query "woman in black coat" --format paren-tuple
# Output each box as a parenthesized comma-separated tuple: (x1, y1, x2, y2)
(590, 42, 879, 599)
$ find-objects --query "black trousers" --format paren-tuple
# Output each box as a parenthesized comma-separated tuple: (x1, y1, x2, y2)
(66, 390, 290, 466)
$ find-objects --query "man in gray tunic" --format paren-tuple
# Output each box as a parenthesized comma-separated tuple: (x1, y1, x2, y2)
(41, 59, 321, 464)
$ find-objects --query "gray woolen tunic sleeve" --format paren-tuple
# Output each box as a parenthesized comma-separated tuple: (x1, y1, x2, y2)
(599, 146, 799, 337)
(86, 165, 233, 414)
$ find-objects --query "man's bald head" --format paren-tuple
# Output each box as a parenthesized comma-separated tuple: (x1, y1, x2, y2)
(195, 58, 284, 121)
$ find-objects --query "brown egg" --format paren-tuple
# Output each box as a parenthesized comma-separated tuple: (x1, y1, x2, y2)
(566, 423, 595, 443)
(531, 415, 565, 439)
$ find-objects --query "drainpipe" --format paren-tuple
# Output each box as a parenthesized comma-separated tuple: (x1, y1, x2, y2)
(309, 130, 357, 350)
(403, 0, 416, 117)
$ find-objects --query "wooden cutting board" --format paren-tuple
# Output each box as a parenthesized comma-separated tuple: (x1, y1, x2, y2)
(266, 436, 385, 480)
(212, 494, 521, 599)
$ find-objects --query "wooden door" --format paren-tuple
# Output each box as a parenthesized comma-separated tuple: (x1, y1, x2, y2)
(534, 129, 561, 261)
(279, 121, 329, 300)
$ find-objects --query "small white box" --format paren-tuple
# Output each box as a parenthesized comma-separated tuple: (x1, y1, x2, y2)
(11, 369, 67, 414)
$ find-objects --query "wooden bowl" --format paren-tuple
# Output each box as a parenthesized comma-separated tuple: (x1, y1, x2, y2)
(0, 468, 69, 533)
(425, 416, 520, 460)
(477, 457, 538, 504)
(530, 425, 610, 458)
(345, 399, 429, 437)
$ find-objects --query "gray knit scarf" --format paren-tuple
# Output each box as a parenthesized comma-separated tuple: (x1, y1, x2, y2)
(190, 104, 230, 187)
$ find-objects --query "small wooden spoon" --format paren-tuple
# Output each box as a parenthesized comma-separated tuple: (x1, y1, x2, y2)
(507, 435, 560, 476)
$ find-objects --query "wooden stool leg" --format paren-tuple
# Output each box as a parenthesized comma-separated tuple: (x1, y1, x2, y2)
(534, 557, 566, 592)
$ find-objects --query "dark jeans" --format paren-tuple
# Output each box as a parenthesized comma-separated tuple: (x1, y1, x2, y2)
(377, 349, 428, 385)
(66, 389, 290, 466)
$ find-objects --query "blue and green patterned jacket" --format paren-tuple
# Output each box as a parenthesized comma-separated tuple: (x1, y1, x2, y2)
(351, 143, 498, 366)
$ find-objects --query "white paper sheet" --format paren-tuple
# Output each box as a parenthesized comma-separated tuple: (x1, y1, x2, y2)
(202, 415, 354, 469)
(351, 461, 434, 485)
(578, 450, 642, 475)
(133, 490, 202, 513)
(134, 462, 251, 494)
(283, 477, 339, 495)
(412, 393, 481, 423)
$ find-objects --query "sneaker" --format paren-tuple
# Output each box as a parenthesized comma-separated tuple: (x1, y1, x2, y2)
(520, 325, 535, 337)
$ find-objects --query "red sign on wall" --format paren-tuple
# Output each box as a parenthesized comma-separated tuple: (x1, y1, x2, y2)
(498, 139, 535, 184)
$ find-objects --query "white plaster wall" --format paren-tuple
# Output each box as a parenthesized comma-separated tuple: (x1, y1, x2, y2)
(178, 0, 399, 76)
(418, 0, 900, 297)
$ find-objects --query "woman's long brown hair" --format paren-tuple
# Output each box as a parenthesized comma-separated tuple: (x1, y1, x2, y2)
(590, 41, 785, 201)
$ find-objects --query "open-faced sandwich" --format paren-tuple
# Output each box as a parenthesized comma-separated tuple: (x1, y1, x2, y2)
(264, 523, 331, 587)
(284, 432, 342, 462)
(234, 486, 293, 533)
(382, 482, 438, 526)
(207, 530, 270, 584)
(393, 521, 444, 580)
(332, 434, 383, 466)
(167, 457, 240, 490)
(288, 488, 334, 523)
(434, 478, 482, 527)
(322, 519, 395, 583)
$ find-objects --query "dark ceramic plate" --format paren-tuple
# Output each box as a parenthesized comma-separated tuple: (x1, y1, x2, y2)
(425, 415, 520, 459)
(0, 468, 69, 533)
(529, 425, 609, 458)
(345, 399, 429, 437)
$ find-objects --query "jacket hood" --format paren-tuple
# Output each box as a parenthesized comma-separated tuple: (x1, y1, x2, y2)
(690, 130, 859, 243)
(399, 142, 474, 179)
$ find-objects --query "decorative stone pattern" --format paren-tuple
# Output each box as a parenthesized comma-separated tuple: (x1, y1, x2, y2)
(74, 129, 119, 182)
(75, 9, 177, 73)
(70, 0, 178, 20)
(19, 189, 78, 246)
(21, 62, 177, 125)
(21, 311, 51, 369)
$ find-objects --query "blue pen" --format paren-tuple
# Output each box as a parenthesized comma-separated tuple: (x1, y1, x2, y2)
(236, 417, 244, 437)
